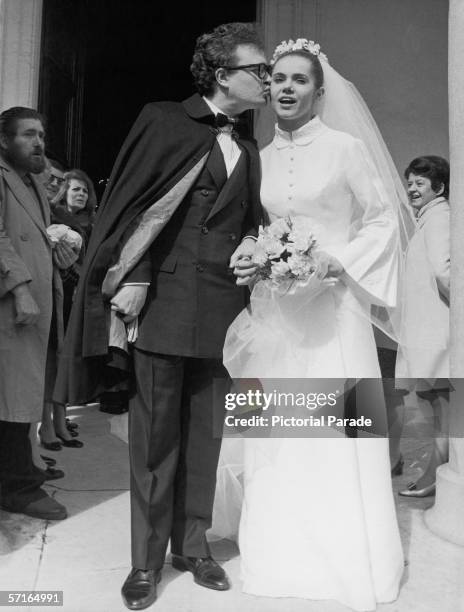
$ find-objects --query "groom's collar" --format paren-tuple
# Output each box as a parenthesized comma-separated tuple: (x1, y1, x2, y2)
(182, 93, 216, 123)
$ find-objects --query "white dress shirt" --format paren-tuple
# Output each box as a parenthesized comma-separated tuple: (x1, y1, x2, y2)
(202, 97, 241, 178)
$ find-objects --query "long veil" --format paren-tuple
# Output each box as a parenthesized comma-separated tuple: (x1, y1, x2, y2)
(316, 58, 415, 345)
(316, 58, 414, 252)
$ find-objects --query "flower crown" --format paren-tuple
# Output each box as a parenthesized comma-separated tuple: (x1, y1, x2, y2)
(271, 38, 328, 65)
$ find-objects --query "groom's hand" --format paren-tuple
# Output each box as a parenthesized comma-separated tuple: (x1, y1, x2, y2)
(233, 257, 258, 286)
(110, 285, 148, 323)
(229, 237, 257, 268)
(230, 237, 258, 286)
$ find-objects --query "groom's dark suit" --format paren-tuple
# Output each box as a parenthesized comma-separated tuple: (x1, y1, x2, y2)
(55, 93, 262, 570)
(127, 97, 261, 569)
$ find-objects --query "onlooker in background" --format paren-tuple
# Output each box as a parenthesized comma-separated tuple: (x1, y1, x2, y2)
(35, 159, 81, 449)
(51, 169, 97, 324)
(396, 155, 450, 498)
(0, 106, 68, 519)
(50, 169, 128, 415)
(43, 157, 66, 203)
(39, 169, 97, 451)
(52, 169, 96, 247)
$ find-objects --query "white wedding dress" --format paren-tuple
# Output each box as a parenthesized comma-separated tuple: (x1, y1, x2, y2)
(216, 117, 404, 612)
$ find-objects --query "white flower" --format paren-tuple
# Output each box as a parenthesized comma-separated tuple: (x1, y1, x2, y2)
(252, 242, 269, 267)
(271, 37, 328, 65)
(287, 253, 315, 278)
(261, 234, 286, 259)
(288, 228, 317, 254)
(270, 260, 291, 282)
(286, 216, 318, 253)
(267, 217, 291, 239)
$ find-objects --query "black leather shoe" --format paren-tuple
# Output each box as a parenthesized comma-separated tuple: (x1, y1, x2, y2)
(40, 437, 62, 451)
(171, 555, 230, 591)
(1, 495, 67, 520)
(56, 434, 83, 448)
(121, 568, 161, 610)
(38, 467, 65, 481)
(41, 455, 57, 466)
(66, 418, 78, 431)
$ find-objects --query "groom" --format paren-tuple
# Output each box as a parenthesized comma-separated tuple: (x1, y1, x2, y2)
(55, 22, 268, 610)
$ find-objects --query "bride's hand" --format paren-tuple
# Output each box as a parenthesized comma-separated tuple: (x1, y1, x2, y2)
(314, 251, 344, 279)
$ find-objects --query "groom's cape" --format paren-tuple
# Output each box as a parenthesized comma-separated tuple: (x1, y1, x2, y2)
(53, 94, 249, 405)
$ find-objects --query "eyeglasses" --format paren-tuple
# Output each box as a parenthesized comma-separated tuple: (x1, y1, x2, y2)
(223, 63, 270, 80)
(48, 173, 65, 186)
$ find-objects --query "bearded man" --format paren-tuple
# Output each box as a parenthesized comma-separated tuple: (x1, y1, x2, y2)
(0, 107, 69, 520)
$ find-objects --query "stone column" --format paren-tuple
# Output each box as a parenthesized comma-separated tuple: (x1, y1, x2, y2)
(0, 0, 43, 110)
(425, 0, 464, 545)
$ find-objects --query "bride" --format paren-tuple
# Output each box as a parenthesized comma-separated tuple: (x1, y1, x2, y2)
(217, 39, 411, 611)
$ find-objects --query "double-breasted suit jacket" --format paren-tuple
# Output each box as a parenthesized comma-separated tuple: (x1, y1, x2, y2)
(131, 133, 258, 357)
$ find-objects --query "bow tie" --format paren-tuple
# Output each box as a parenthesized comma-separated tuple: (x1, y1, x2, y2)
(214, 113, 237, 128)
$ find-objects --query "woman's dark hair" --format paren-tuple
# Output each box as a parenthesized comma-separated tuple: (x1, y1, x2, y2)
(52, 168, 97, 218)
(404, 156, 450, 199)
(272, 50, 324, 89)
(190, 22, 264, 96)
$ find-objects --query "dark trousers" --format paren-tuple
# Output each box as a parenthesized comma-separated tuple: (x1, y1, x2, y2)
(0, 421, 46, 508)
(129, 349, 228, 570)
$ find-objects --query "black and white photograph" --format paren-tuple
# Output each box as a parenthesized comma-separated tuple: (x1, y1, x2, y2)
(1, 1, 463, 611)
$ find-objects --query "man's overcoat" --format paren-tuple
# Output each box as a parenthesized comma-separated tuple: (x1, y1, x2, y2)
(0, 155, 63, 421)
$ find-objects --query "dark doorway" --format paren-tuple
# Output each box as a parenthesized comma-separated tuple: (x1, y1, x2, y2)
(39, 0, 257, 199)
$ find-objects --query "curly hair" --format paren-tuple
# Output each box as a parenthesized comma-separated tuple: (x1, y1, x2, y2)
(404, 156, 450, 199)
(190, 22, 264, 96)
(52, 168, 97, 218)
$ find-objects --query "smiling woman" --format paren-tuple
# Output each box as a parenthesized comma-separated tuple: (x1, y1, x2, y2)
(396, 155, 450, 499)
(405, 155, 449, 212)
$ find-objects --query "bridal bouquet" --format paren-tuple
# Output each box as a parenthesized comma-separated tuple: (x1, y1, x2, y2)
(252, 216, 319, 287)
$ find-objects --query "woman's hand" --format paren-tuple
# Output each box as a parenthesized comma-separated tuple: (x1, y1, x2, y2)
(314, 251, 344, 279)
(53, 241, 79, 269)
